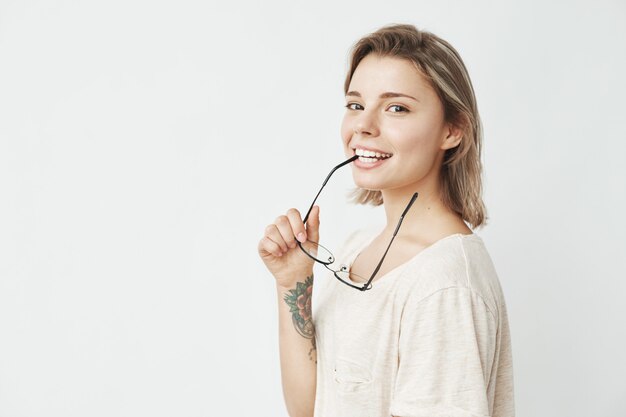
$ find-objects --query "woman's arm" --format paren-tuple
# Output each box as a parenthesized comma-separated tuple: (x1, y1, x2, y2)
(276, 274, 317, 417)
(258, 206, 321, 417)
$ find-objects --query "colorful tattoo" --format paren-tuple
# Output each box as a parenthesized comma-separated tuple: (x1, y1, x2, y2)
(283, 274, 317, 363)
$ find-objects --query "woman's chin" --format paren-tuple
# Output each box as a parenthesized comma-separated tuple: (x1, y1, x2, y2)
(352, 178, 384, 191)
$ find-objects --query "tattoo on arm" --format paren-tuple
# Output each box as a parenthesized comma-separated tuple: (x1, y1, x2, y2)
(283, 274, 317, 363)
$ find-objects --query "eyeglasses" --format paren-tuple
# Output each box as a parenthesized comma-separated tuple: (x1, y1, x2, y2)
(297, 155, 418, 291)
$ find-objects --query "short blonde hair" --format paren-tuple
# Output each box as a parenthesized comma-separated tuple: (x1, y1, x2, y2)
(344, 23, 488, 229)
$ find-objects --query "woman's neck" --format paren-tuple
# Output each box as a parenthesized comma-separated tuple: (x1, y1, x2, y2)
(380, 185, 469, 243)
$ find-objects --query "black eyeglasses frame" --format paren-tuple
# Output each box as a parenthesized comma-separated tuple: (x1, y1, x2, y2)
(297, 155, 418, 291)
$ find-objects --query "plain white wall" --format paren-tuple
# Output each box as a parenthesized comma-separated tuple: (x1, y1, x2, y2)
(1, 0, 625, 415)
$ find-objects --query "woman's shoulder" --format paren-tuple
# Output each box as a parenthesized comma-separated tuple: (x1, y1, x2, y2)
(398, 233, 505, 317)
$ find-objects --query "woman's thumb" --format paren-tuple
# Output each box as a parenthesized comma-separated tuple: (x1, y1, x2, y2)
(305, 205, 320, 242)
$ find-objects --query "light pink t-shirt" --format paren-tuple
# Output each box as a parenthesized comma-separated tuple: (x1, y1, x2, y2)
(312, 227, 515, 417)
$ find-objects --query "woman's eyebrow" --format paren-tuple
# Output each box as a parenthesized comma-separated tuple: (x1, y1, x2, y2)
(345, 90, 420, 102)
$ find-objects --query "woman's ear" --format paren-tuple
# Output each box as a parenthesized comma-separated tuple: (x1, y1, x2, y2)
(440, 119, 465, 150)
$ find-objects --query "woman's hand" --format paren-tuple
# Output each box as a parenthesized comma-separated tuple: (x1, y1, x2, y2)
(258, 206, 320, 288)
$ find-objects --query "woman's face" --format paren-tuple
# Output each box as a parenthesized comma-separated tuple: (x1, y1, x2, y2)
(341, 54, 460, 193)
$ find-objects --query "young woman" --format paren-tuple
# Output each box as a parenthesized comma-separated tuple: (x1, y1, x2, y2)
(258, 24, 515, 417)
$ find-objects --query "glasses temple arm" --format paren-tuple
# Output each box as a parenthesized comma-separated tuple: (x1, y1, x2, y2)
(365, 192, 419, 288)
(393, 192, 418, 235)
(302, 155, 359, 224)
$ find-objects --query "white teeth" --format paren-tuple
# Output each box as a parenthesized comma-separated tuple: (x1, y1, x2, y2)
(354, 148, 392, 158)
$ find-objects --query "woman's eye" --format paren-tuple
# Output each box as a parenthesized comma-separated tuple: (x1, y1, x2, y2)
(388, 104, 408, 113)
(345, 103, 363, 110)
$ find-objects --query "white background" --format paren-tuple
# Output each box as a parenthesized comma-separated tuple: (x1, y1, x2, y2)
(1, 0, 625, 416)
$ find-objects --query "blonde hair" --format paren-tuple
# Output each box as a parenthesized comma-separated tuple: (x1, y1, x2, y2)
(344, 23, 488, 229)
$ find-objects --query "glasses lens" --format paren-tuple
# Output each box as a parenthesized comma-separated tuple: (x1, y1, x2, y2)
(334, 265, 372, 289)
(300, 240, 335, 264)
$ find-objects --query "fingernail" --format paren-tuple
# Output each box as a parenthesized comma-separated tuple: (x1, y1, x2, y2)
(297, 232, 306, 242)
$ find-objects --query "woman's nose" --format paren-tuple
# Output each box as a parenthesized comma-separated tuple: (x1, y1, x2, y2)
(353, 109, 380, 136)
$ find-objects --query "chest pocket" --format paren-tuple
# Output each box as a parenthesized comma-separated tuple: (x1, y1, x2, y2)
(333, 358, 375, 417)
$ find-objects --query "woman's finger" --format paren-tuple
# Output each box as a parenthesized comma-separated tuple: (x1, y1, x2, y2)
(274, 214, 297, 250)
(265, 223, 288, 253)
(305, 205, 320, 243)
(286, 208, 307, 244)
(258, 235, 283, 258)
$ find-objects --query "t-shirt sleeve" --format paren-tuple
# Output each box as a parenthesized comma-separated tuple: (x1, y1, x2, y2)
(390, 286, 498, 417)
